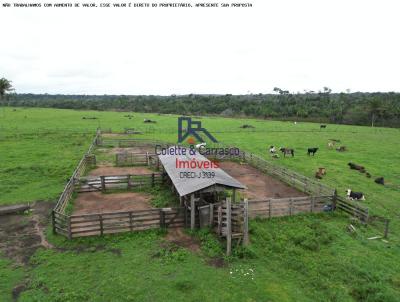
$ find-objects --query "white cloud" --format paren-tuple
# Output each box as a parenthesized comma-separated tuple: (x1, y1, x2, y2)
(0, 0, 399, 94)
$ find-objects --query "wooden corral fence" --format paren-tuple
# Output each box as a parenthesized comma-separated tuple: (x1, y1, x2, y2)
(54, 208, 185, 239)
(207, 150, 372, 222)
(247, 195, 332, 218)
(77, 173, 163, 193)
(116, 152, 154, 166)
(53, 132, 100, 213)
(335, 196, 369, 222)
(99, 137, 171, 148)
(211, 199, 249, 255)
(53, 131, 375, 243)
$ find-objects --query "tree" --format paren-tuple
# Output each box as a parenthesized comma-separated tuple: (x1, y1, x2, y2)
(0, 78, 14, 104)
(366, 97, 385, 127)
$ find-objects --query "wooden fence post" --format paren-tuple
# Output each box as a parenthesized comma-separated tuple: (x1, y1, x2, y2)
(310, 197, 315, 213)
(217, 206, 222, 235)
(269, 199, 272, 218)
(146, 152, 150, 166)
(151, 173, 155, 187)
(190, 194, 195, 230)
(226, 198, 232, 256)
(160, 210, 166, 229)
(243, 199, 249, 246)
(127, 174, 131, 190)
(129, 212, 133, 232)
(332, 189, 337, 211)
(100, 176, 106, 193)
(52, 211, 56, 234)
(68, 216, 72, 240)
(384, 219, 390, 239)
(209, 204, 214, 226)
(99, 214, 104, 236)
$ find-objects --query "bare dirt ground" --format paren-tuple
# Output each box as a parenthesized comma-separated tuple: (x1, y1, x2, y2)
(218, 161, 307, 200)
(72, 192, 153, 215)
(88, 166, 153, 176)
(164, 228, 200, 252)
(0, 201, 53, 265)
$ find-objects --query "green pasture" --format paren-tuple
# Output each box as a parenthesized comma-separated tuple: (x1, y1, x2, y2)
(0, 107, 399, 301)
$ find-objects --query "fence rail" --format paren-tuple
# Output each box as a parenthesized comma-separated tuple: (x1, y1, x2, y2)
(77, 173, 163, 192)
(247, 195, 332, 218)
(116, 152, 154, 166)
(52, 132, 376, 240)
(53, 131, 100, 213)
(53, 208, 185, 238)
(206, 150, 373, 222)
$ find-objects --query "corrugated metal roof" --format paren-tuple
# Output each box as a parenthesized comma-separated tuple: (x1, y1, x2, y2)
(158, 147, 246, 197)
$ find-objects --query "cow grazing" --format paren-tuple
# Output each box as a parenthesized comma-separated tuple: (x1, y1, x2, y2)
(375, 177, 385, 185)
(348, 162, 365, 172)
(346, 189, 366, 201)
(240, 124, 255, 129)
(336, 146, 347, 152)
(320, 124, 327, 129)
(269, 145, 277, 154)
(307, 147, 319, 156)
(315, 171, 323, 179)
(279, 147, 295, 157)
(143, 119, 156, 123)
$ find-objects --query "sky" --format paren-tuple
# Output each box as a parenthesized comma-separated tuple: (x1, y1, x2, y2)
(0, 0, 399, 95)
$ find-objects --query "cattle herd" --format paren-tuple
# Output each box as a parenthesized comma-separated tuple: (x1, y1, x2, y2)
(267, 138, 385, 202)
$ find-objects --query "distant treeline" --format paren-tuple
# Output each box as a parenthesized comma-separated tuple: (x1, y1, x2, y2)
(7, 89, 400, 127)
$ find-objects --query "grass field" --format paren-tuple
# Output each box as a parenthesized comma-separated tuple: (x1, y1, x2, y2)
(1, 107, 400, 301)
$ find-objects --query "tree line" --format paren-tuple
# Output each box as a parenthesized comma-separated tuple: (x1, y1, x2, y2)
(2, 82, 400, 127)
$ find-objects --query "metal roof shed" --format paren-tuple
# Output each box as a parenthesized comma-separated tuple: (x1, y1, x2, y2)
(158, 147, 246, 198)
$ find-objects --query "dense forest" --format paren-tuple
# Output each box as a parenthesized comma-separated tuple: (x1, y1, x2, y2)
(6, 88, 400, 127)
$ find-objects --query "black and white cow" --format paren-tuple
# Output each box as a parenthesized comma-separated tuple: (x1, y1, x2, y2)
(307, 147, 319, 156)
(346, 189, 365, 201)
(279, 147, 295, 157)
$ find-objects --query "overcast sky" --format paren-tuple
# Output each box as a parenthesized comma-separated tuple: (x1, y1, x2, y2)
(1, 0, 399, 95)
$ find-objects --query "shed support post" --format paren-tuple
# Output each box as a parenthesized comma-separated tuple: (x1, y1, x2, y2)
(226, 198, 232, 256)
(243, 199, 249, 246)
(209, 203, 214, 226)
(190, 194, 195, 230)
